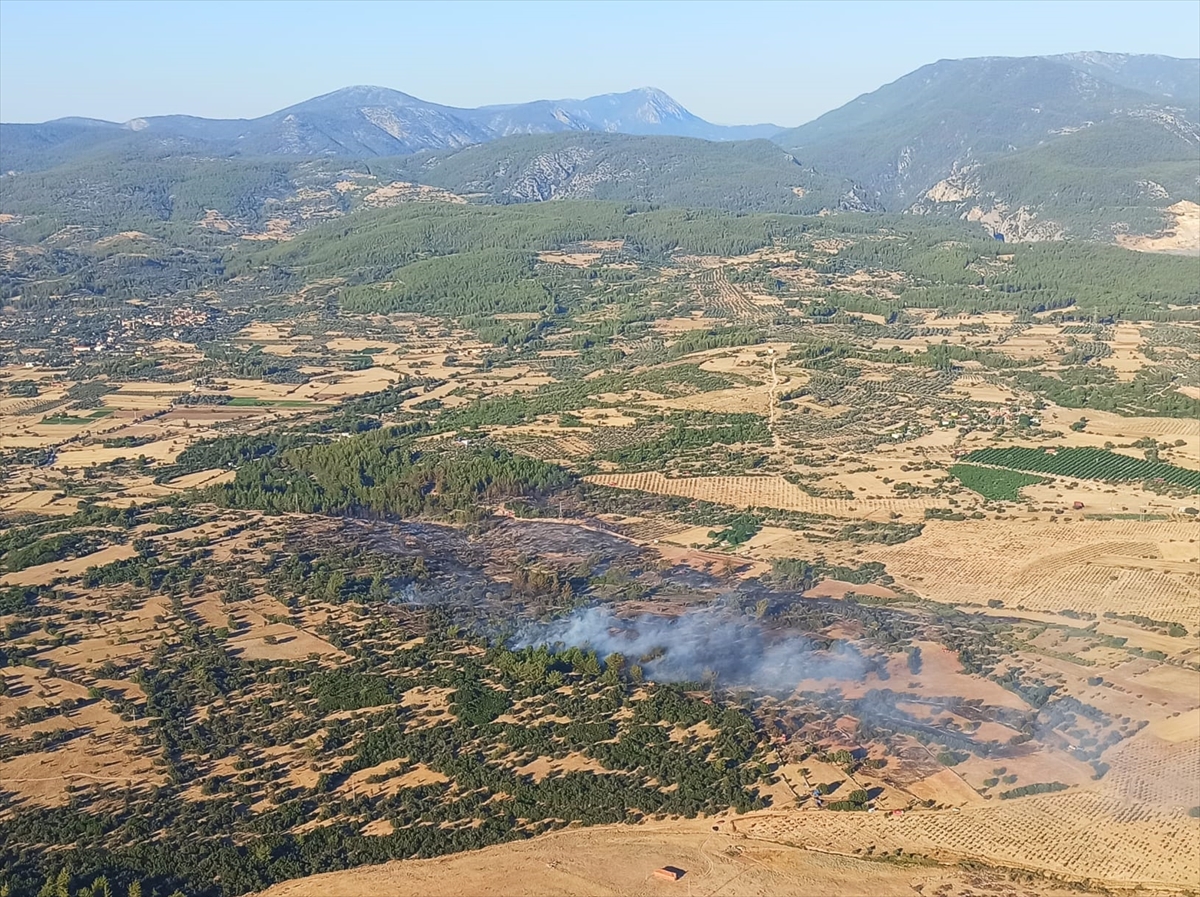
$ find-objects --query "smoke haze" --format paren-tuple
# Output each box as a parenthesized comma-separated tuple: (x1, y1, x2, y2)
(511, 605, 868, 692)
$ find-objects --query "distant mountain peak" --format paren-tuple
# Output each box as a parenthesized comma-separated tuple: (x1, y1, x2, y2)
(48, 116, 121, 129)
(1054, 50, 1181, 66)
(284, 85, 429, 110)
(631, 86, 678, 104)
(18, 84, 782, 157)
(3, 51, 1196, 251)
(631, 88, 689, 122)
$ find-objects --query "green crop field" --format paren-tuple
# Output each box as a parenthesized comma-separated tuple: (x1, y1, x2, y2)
(949, 463, 1048, 501)
(963, 447, 1200, 491)
(40, 409, 114, 425)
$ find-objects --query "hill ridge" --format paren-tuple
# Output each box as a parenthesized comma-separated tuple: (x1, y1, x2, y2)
(9, 85, 781, 158)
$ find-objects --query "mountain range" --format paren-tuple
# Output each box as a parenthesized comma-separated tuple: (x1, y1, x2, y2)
(1, 86, 779, 164)
(2, 52, 1198, 249)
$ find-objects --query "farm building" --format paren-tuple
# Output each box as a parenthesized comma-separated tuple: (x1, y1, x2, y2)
(654, 866, 686, 881)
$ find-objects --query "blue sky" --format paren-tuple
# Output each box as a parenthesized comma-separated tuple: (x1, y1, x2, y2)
(1, 0, 1197, 125)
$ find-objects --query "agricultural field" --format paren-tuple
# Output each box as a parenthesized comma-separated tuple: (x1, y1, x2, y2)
(1, 199, 1199, 896)
(964, 447, 1200, 490)
(948, 464, 1047, 501)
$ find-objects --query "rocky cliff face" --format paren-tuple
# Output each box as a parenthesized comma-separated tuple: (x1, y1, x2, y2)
(907, 168, 1065, 243)
(907, 108, 1200, 247)
(486, 147, 632, 202)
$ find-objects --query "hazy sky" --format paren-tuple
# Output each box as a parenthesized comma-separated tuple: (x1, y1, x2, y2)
(2, 0, 1198, 125)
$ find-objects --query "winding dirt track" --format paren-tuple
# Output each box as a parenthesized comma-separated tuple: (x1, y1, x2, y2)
(767, 353, 782, 451)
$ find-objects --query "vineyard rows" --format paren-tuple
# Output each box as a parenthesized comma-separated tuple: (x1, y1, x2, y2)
(1096, 415, 1200, 439)
(1061, 324, 1113, 338)
(872, 519, 1199, 621)
(1142, 324, 1195, 350)
(586, 425, 670, 453)
(694, 267, 773, 321)
(1010, 565, 1200, 627)
(1065, 341, 1113, 360)
(964, 447, 1200, 491)
(4, 396, 67, 417)
(0, 398, 43, 416)
(994, 322, 1034, 341)
(949, 463, 1046, 500)
(1102, 735, 1200, 809)
(774, 368, 956, 453)
(586, 472, 939, 518)
(873, 544, 1022, 604)
(1011, 541, 1161, 584)
(802, 369, 958, 405)
(880, 553, 1199, 627)
(741, 791, 1199, 887)
(496, 434, 593, 460)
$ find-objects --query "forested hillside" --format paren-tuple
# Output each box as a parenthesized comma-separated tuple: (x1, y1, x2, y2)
(0, 148, 306, 239)
(238, 201, 1200, 321)
(769, 52, 1199, 244)
(385, 133, 873, 213)
(0, 134, 875, 246)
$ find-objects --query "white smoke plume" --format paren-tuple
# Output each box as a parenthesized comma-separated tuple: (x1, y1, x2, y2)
(511, 604, 868, 692)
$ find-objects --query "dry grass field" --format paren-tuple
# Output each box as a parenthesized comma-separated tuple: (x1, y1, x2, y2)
(0, 543, 138, 587)
(0, 490, 80, 515)
(0, 667, 164, 809)
(587, 473, 942, 520)
(862, 517, 1200, 627)
(256, 821, 1111, 897)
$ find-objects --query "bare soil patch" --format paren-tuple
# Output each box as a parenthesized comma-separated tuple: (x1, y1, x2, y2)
(1116, 201, 1200, 255)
